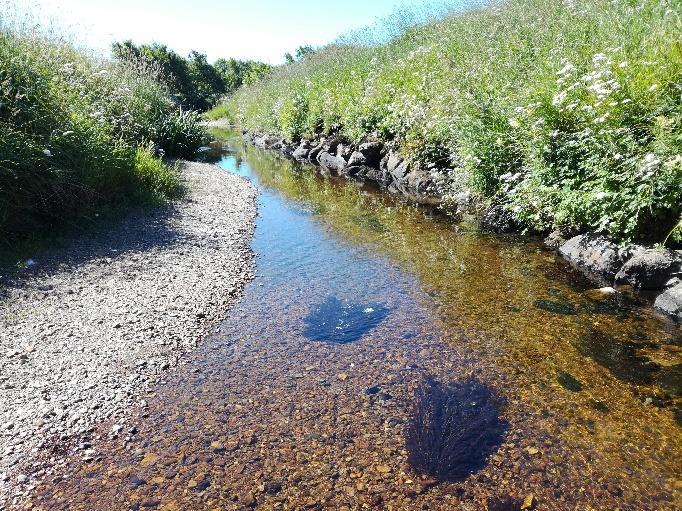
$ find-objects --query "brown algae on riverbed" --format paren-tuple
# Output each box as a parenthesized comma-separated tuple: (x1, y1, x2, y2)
(19, 130, 681, 510)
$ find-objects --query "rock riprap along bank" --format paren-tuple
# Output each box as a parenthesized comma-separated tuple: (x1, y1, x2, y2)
(244, 131, 682, 321)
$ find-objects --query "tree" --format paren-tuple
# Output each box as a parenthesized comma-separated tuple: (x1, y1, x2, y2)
(295, 45, 315, 60)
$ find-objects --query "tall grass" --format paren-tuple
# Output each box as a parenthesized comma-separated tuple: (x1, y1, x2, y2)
(225, 0, 682, 242)
(0, 4, 206, 242)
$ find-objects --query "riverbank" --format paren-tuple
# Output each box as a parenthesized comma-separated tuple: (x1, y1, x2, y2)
(240, 130, 682, 321)
(0, 161, 257, 505)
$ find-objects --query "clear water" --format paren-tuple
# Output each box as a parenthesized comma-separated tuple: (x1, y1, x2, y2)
(26, 129, 681, 511)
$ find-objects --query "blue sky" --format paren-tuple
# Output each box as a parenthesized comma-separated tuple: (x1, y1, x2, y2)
(20, 0, 445, 63)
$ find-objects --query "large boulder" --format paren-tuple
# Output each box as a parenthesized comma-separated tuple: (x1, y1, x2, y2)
(292, 141, 311, 160)
(615, 249, 681, 289)
(357, 142, 383, 167)
(347, 151, 368, 167)
(317, 151, 347, 173)
(654, 283, 682, 321)
(559, 234, 622, 279)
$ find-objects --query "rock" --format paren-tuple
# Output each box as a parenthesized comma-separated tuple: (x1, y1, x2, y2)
(17, 474, 28, 484)
(375, 464, 391, 474)
(308, 143, 324, 162)
(615, 249, 681, 289)
(525, 446, 540, 455)
(390, 161, 409, 181)
(292, 142, 311, 160)
(584, 287, 616, 300)
(357, 142, 383, 167)
(521, 494, 536, 510)
(337, 373, 349, 381)
(317, 151, 347, 173)
(654, 283, 682, 321)
(482, 204, 518, 234)
(559, 234, 622, 279)
(347, 151, 368, 168)
(544, 230, 567, 249)
(254, 135, 281, 150)
(385, 151, 404, 173)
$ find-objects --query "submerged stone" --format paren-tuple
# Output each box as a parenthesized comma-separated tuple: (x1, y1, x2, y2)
(303, 296, 389, 344)
(572, 329, 661, 386)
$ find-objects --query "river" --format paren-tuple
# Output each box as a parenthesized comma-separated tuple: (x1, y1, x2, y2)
(25, 129, 681, 510)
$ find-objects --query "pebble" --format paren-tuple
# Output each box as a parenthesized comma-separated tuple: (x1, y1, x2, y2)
(0, 161, 257, 502)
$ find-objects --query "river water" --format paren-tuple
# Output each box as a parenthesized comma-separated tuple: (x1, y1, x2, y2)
(25, 129, 681, 510)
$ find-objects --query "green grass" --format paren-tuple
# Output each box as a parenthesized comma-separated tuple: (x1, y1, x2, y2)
(0, 8, 205, 243)
(222, 0, 682, 242)
(205, 103, 231, 120)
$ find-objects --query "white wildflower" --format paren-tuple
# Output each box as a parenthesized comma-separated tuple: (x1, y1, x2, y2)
(42, 149, 52, 157)
(557, 63, 575, 76)
(595, 191, 608, 200)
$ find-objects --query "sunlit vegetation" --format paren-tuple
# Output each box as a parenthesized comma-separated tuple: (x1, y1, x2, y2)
(220, 0, 682, 242)
(113, 42, 272, 111)
(0, 10, 203, 242)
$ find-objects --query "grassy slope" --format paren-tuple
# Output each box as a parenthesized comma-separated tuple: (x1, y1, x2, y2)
(0, 17, 207, 244)
(221, 0, 682, 242)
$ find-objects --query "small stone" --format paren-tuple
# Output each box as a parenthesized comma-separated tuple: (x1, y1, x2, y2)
(525, 447, 540, 455)
(521, 493, 536, 510)
(375, 464, 391, 474)
(210, 441, 226, 453)
(240, 492, 256, 506)
(17, 474, 28, 484)
(337, 373, 349, 381)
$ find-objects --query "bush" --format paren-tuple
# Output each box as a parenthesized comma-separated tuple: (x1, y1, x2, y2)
(223, 0, 682, 242)
(0, 13, 195, 241)
(406, 377, 506, 482)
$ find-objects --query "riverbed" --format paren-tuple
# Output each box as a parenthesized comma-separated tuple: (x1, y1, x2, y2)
(20, 129, 681, 510)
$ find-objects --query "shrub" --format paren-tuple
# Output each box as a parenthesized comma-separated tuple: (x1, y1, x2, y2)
(222, 0, 682, 242)
(405, 376, 506, 482)
(0, 9, 196, 241)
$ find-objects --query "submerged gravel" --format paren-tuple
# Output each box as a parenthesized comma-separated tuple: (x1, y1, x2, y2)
(0, 160, 257, 504)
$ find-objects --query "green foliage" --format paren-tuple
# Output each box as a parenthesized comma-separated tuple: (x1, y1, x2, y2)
(134, 145, 183, 201)
(113, 42, 272, 111)
(0, 20, 192, 241)
(213, 58, 272, 94)
(226, 0, 682, 242)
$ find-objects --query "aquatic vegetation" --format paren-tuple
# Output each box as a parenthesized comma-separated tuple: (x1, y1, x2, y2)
(222, 0, 682, 242)
(533, 299, 578, 315)
(557, 371, 583, 392)
(303, 296, 389, 344)
(406, 376, 506, 482)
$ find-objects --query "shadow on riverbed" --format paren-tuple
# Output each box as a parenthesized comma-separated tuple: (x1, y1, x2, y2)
(303, 296, 390, 344)
(0, 202, 184, 290)
(406, 377, 507, 482)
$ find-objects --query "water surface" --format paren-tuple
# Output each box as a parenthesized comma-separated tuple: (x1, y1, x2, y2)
(25, 129, 681, 510)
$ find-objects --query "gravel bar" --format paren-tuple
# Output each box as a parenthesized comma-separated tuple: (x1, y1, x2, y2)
(0, 161, 257, 504)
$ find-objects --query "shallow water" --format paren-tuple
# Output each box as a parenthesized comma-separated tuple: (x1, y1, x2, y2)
(24, 129, 681, 510)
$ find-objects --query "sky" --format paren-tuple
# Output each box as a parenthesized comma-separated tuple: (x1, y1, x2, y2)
(14, 0, 444, 64)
